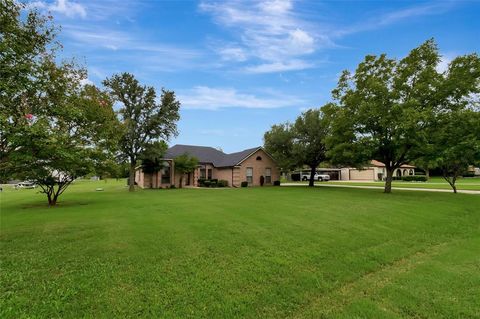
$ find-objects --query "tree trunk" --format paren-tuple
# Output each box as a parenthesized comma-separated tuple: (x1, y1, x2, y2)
(443, 171, 458, 194)
(384, 168, 394, 193)
(425, 168, 430, 179)
(129, 161, 136, 192)
(308, 166, 316, 187)
(47, 192, 57, 206)
(179, 175, 183, 188)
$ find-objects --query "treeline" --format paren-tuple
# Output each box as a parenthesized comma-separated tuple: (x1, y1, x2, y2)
(264, 40, 480, 193)
(0, 1, 180, 205)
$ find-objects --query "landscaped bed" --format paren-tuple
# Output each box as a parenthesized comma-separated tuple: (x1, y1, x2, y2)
(1, 180, 479, 318)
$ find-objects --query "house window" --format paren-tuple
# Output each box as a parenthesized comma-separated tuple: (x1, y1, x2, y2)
(265, 168, 271, 184)
(256, 156, 262, 161)
(207, 169, 212, 179)
(200, 168, 206, 179)
(161, 164, 171, 184)
(246, 167, 253, 184)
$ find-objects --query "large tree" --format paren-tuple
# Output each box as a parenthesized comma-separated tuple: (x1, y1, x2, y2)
(1, 1, 117, 205)
(103, 73, 180, 191)
(328, 40, 444, 193)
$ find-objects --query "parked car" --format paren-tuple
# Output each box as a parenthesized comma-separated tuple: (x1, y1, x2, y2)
(15, 181, 36, 189)
(301, 173, 330, 181)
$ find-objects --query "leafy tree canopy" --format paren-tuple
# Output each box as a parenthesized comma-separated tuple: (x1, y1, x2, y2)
(103, 73, 180, 191)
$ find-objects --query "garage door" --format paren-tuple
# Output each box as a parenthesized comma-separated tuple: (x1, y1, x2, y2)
(349, 169, 374, 180)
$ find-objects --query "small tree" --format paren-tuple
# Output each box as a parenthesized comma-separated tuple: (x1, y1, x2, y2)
(293, 109, 330, 187)
(103, 73, 180, 192)
(432, 110, 480, 193)
(263, 123, 297, 177)
(8, 75, 117, 205)
(264, 109, 330, 187)
(174, 153, 198, 188)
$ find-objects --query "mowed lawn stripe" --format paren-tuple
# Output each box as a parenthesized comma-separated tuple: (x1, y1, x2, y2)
(1, 180, 479, 318)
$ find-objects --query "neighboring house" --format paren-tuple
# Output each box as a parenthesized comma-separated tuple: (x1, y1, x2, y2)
(340, 160, 415, 181)
(294, 160, 415, 181)
(135, 144, 280, 188)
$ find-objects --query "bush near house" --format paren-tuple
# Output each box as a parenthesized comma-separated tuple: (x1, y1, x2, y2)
(273, 180, 281, 186)
(217, 180, 229, 187)
(402, 176, 428, 182)
(241, 181, 248, 187)
(197, 179, 228, 188)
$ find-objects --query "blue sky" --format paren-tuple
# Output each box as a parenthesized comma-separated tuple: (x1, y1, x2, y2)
(29, 0, 480, 152)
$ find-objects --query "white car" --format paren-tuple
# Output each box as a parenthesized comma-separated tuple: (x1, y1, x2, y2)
(301, 173, 330, 181)
(15, 181, 36, 189)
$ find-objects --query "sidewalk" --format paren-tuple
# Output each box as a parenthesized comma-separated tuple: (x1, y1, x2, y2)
(281, 183, 480, 195)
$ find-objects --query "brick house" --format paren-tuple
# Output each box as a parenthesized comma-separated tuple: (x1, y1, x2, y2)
(135, 144, 280, 188)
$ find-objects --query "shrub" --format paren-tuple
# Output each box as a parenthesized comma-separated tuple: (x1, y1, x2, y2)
(218, 180, 229, 187)
(260, 175, 265, 186)
(203, 180, 211, 187)
(463, 172, 475, 178)
(170, 184, 176, 189)
(210, 181, 218, 188)
(241, 181, 248, 187)
(273, 180, 281, 186)
(197, 178, 206, 187)
(402, 175, 428, 182)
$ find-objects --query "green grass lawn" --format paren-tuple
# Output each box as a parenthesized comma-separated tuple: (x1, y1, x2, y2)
(291, 176, 480, 191)
(1, 180, 479, 318)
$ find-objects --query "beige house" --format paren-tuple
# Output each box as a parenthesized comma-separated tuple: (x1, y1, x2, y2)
(340, 160, 416, 181)
(135, 144, 280, 188)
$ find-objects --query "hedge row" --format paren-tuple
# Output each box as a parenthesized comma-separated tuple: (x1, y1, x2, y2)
(401, 175, 428, 182)
(198, 179, 229, 187)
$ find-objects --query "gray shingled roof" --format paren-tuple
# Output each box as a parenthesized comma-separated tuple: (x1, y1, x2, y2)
(164, 144, 262, 167)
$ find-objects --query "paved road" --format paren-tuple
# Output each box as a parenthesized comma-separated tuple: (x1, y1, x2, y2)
(281, 183, 480, 195)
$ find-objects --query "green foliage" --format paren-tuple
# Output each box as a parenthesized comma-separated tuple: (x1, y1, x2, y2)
(273, 180, 281, 186)
(327, 39, 479, 193)
(432, 110, 480, 192)
(263, 123, 296, 172)
(103, 73, 180, 191)
(217, 180, 229, 187)
(0, 2, 116, 205)
(173, 153, 198, 188)
(264, 108, 330, 187)
(174, 153, 198, 174)
(402, 176, 428, 182)
(241, 181, 248, 187)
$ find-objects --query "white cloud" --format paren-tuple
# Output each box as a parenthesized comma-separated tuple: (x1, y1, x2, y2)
(179, 86, 305, 110)
(28, 0, 87, 18)
(334, 2, 455, 37)
(200, 0, 322, 73)
(245, 60, 314, 74)
(218, 47, 248, 62)
(63, 26, 200, 58)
